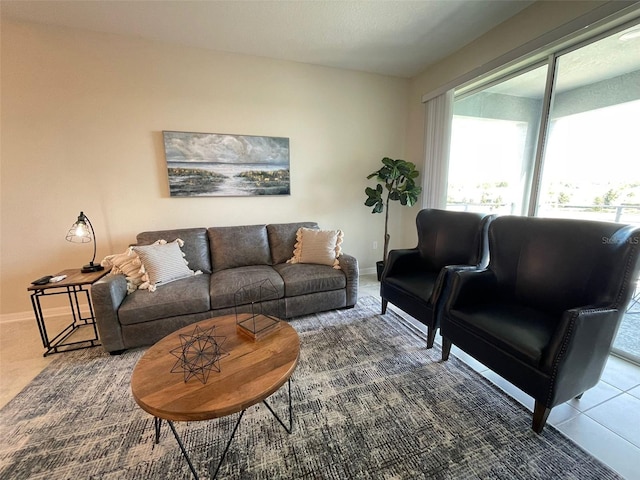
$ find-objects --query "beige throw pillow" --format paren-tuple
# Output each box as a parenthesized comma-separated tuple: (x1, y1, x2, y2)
(287, 227, 343, 269)
(101, 247, 147, 294)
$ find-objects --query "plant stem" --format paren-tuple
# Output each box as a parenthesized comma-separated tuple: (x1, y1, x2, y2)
(383, 188, 390, 262)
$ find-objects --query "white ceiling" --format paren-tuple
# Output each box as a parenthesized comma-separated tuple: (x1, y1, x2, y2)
(486, 22, 640, 98)
(0, 0, 534, 78)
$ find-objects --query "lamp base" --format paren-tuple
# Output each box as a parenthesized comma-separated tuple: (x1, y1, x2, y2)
(81, 263, 104, 273)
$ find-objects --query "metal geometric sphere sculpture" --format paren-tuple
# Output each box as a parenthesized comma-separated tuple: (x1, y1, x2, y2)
(169, 325, 229, 384)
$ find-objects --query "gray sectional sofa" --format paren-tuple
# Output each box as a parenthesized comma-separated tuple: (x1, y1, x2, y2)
(92, 222, 358, 353)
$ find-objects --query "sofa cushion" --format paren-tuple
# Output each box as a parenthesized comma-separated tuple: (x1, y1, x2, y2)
(118, 274, 211, 326)
(210, 266, 285, 309)
(273, 263, 346, 297)
(137, 228, 211, 274)
(287, 227, 343, 268)
(267, 222, 318, 264)
(208, 225, 271, 272)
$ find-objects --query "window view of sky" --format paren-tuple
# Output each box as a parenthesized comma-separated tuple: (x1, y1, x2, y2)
(539, 100, 640, 223)
(448, 101, 640, 223)
(448, 116, 528, 214)
(448, 22, 640, 225)
(543, 99, 639, 181)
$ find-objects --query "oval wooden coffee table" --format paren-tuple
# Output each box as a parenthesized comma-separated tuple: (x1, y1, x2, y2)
(131, 314, 300, 479)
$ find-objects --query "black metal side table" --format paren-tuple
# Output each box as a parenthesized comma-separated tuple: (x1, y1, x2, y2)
(27, 268, 110, 356)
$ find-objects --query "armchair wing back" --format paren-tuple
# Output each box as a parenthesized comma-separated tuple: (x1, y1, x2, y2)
(441, 216, 640, 432)
(380, 208, 494, 348)
(488, 218, 637, 314)
(415, 208, 492, 271)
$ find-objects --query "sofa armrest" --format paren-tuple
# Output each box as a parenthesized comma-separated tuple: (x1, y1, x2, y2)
(339, 253, 359, 306)
(92, 274, 128, 352)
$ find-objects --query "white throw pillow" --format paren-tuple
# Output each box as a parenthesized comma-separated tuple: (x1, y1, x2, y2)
(287, 227, 343, 269)
(132, 239, 201, 291)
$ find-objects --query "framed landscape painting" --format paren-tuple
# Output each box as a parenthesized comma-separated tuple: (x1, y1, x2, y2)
(162, 131, 290, 197)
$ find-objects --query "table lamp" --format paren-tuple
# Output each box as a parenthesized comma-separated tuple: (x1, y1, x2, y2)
(65, 211, 104, 273)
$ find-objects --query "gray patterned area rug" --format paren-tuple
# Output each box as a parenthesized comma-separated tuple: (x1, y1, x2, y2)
(0, 296, 620, 479)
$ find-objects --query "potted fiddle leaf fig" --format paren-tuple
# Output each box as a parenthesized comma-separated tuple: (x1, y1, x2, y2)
(365, 157, 422, 280)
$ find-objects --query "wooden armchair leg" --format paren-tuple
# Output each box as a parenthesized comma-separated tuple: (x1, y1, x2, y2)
(426, 326, 436, 349)
(381, 299, 388, 314)
(442, 337, 452, 361)
(533, 401, 551, 434)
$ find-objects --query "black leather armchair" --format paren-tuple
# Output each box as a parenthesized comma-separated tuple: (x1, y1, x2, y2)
(380, 209, 494, 348)
(441, 216, 640, 433)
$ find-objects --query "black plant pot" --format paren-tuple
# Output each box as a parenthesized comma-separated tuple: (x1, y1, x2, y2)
(376, 261, 385, 281)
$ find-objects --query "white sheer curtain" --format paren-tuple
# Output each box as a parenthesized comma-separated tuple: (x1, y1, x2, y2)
(422, 90, 454, 209)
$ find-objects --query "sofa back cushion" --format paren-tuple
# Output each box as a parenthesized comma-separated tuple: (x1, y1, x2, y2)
(267, 222, 318, 264)
(136, 228, 211, 274)
(208, 224, 271, 272)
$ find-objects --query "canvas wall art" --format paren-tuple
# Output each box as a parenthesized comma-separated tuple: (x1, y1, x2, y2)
(162, 131, 290, 197)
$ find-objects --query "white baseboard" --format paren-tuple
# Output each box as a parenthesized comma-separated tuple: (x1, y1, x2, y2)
(0, 306, 91, 325)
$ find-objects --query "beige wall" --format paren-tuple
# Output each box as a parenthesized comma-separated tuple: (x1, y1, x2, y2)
(0, 21, 410, 315)
(1, 1, 628, 316)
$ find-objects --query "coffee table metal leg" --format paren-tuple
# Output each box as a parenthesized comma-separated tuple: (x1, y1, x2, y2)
(212, 409, 245, 479)
(262, 378, 293, 433)
(157, 411, 246, 480)
(167, 420, 200, 480)
(154, 417, 162, 444)
(155, 380, 292, 479)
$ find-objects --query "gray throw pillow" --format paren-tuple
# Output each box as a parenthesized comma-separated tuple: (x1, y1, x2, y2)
(133, 239, 199, 291)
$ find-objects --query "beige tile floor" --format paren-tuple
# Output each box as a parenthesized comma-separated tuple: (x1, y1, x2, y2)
(1, 274, 638, 479)
(0, 317, 56, 409)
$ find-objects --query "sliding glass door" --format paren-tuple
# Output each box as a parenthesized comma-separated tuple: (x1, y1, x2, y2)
(448, 65, 547, 215)
(537, 27, 640, 225)
(447, 21, 640, 363)
(538, 25, 640, 363)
